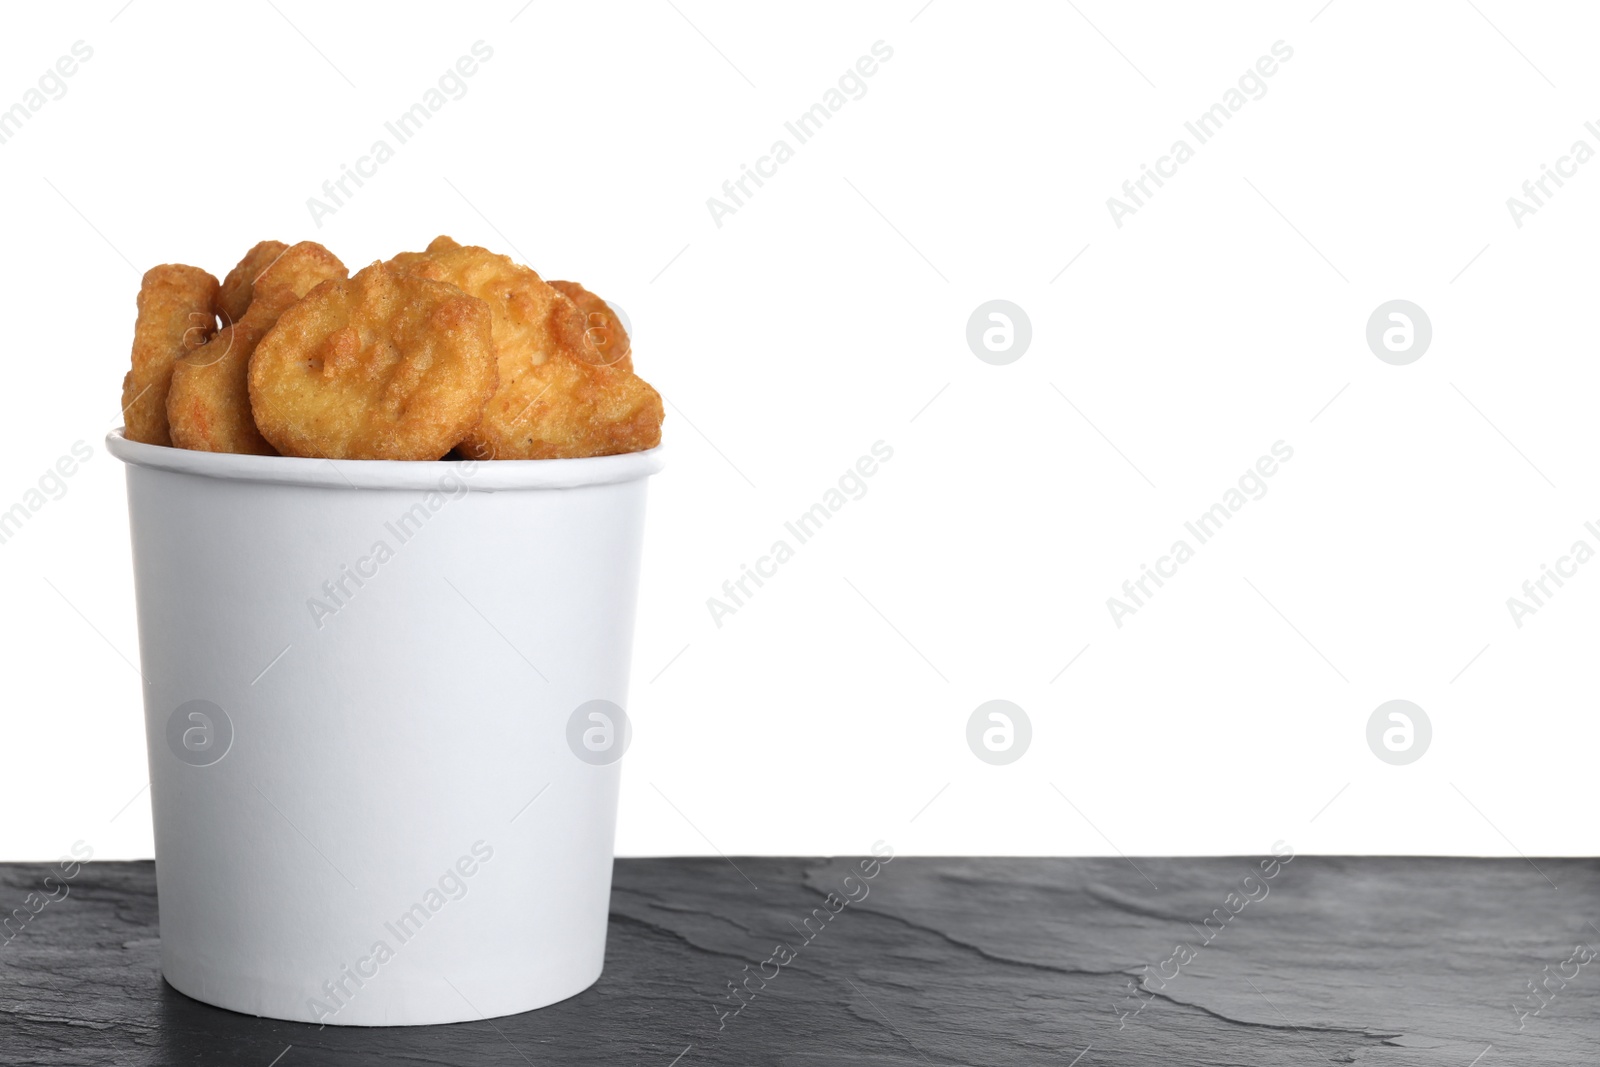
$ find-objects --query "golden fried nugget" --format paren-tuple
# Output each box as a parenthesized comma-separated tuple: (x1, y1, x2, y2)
(169, 242, 347, 455)
(167, 320, 275, 453)
(389, 233, 461, 266)
(217, 240, 288, 325)
(463, 346, 664, 460)
(121, 264, 219, 446)
(551, 280, 632, 370)
(248, 261, 497, 460)
(386, 237, 662, 459)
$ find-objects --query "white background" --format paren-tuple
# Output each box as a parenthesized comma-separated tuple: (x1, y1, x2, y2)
(2, 1, 1595, 861)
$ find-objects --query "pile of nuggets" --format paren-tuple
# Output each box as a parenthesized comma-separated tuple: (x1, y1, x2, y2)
(120, 238, 663, 461)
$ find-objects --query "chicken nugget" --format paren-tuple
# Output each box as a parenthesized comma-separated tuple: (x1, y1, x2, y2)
(464, 344, 664, 460)
(217, 239, 289, 325)
(550, 280, 632, 370)
(248, 260, 496, 460)
(386, 237, 662, 459)
(169, 242, 346, 455)
(121, 264, 219, 446)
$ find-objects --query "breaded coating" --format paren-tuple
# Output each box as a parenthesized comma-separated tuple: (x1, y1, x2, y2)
(217, 240, 288, 326)
(387, 237, 662, 459)
(168, 242, 346, 455)
(121, 264, 219, 446)
(551, 279, 632, 370)
(464, 347, 663, 460)
(248, 260, 497, 460)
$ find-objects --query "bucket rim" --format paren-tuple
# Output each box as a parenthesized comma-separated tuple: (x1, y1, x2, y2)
(107, 429, 664, 491)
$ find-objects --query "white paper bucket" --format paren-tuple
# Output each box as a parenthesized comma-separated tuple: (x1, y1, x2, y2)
(107, 430, 662, 1026)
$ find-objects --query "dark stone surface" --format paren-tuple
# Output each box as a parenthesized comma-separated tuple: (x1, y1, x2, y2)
(1, 857, 1596, 1065)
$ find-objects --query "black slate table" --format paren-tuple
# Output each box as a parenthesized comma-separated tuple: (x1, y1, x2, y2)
(2, 857, 1596, 1065)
